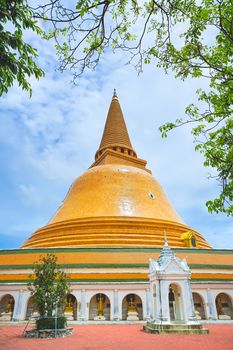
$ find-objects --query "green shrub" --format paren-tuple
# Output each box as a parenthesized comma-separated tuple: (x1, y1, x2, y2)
(36, 316, 67, 330)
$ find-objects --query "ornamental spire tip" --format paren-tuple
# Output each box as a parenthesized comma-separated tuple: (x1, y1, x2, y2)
(164, 229, 168, 247)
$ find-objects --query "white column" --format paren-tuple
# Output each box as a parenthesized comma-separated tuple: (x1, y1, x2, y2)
(71, 291, 80, 320)
(183, 280, 195, 322)
(13, 291, 30, 321)
(146, 288, 151, 321)
(12, 291, 22, 321)
(80, 289, 86, 321)
(203, 294, 210, 319)
(207, 289, 218, 320)
(177, 293, 183, 321)
(160, 280, 169, 322)
(113, 290, 119, 320)
(150, 283, 157, 322)
(155, 280, 161, 321)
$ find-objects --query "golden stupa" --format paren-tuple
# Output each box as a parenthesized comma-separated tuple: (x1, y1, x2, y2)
(1, 90, 233, 301)
(22, 91, 211, 250)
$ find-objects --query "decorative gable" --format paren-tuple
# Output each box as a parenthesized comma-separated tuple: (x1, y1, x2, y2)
(149, 237, 191, 281)
(162, 258, 187, 274)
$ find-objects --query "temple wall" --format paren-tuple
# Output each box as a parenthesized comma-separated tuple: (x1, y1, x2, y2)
(0, 282, 232, 322)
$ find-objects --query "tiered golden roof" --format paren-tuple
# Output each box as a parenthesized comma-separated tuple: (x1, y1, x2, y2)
(22, 91, 211, 249)
(95, 89, 136, 161)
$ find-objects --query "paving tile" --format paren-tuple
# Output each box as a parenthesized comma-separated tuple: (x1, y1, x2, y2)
(0, 324, 233, 350)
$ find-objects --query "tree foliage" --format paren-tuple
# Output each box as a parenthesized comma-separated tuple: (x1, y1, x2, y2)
(28, 253, 70, 318)
(32, 0, 233, 215)
(0, 0, 45, 96)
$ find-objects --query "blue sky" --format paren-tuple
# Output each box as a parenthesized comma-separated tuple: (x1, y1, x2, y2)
(0, 25, 232, 250)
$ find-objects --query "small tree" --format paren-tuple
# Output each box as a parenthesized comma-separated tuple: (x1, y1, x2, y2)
(28, 253, 70, 326)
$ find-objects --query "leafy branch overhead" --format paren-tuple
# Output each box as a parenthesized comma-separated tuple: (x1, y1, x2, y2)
(0, 0, 44, 96)
(32, 0, 232, 215)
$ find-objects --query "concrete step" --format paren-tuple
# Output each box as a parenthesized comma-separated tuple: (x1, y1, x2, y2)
(143, 323, 209, 335)
(149, 324, 204, 330)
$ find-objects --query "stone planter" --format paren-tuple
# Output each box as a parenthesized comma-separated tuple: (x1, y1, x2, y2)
(24, 327, 73, 338)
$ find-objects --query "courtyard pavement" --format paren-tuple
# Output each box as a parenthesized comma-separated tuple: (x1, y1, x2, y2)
(0, 324, 233, 350)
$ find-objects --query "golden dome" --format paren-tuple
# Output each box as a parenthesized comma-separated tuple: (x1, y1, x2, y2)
(21, 92, 211, 249)
(50, 165, 184, 224)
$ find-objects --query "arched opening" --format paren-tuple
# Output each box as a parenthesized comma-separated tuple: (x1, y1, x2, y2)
(216, 293, 233, 320)
(192, 292, 206, 319)
(25, 295, 39, 320)
(122, 294, 143, 321)
(168, 284, 184, 322)
(89, 293, 110, 320)
(64, 294, 78, 320)
(0, 294, 15, 321)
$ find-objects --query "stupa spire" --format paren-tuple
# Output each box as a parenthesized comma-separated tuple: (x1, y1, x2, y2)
(157, 229, 176, 267)
(95, 91, 137, 161)
(164, 229, 168, 247)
